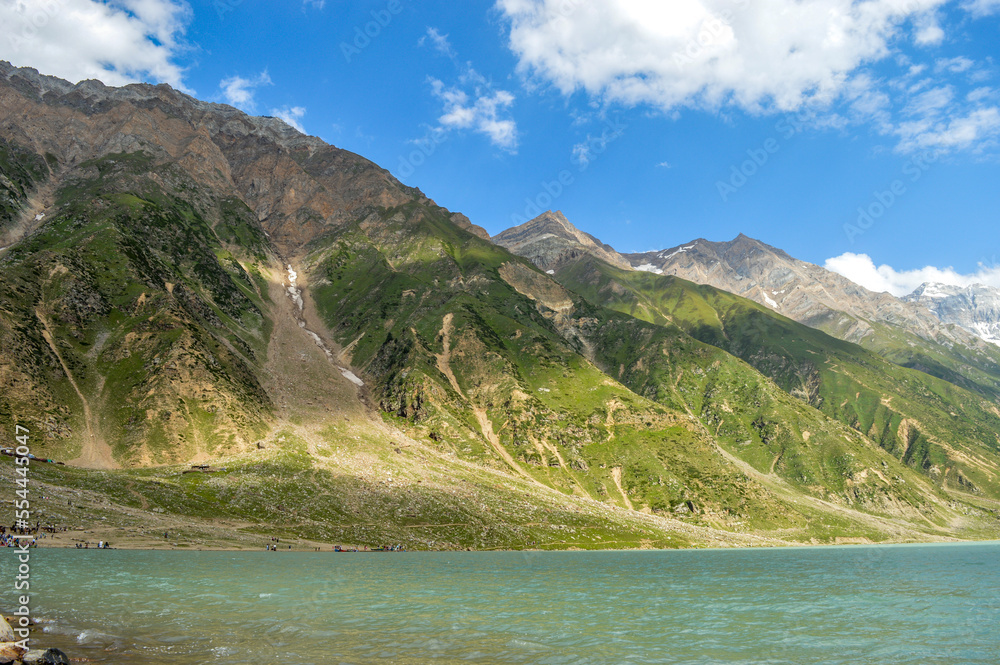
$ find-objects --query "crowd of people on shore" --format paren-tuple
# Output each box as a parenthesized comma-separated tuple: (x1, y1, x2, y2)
(0, 522, 41, 548)
(0, 532, 35, 548)
(262, 538, 407, 552)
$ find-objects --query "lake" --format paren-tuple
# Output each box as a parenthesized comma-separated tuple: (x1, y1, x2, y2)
(3, 543, 998, 663)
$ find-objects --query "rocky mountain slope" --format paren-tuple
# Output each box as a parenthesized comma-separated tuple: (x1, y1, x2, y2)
(1, 63, 997, 548)
(623, 235, 1000, 402)
(493, 210, 632, 272)
(626, 236, 964, 345)
(497, 213, 1000, 496)
(905, 283, 1000, 347)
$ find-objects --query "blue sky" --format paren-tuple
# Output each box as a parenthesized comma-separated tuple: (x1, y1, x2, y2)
(3, 0, 1000, 295)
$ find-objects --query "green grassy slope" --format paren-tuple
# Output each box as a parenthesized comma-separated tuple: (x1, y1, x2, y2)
(799, 298, 1000, 404)
(301, 202, 981, 538)
(555, 256, 1000, 500)
(0, 147, 274, 463)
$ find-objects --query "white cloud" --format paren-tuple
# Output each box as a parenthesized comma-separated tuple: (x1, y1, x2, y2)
(906, 85, 954, 117)
(571, 141, 593, 168)
(0, 0, 190, 89)
(219, 71, 272, 112)
(271, 106, 307, 133)
(303, 0, 326, 8)
(913, 12, 945, 46)
(428, 67, 518, 152)
(570, 120, 627, 168)
(496, 0, 1000, 155)
(419, 28, 519, 152)
(935, 56, 974, 73)
(657, 161, 673, 168)
(497, 0, 950, 114)
(420, 27, 457, 59)
(896, 106, 1000, 151)
(962, 0, 1000, 17)
(967, 86, 993, 103)
(825, 252, 1000, 296)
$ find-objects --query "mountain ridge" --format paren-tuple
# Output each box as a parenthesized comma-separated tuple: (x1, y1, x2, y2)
(905, 282, 1000, 347)
(0, 64, 998, 549)
(493, 210, 633, 272)
(494, 210, 1000, 496)
(492, 209, 1000, 399)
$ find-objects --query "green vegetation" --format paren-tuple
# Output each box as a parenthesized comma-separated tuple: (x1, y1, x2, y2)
(300, 202, 992, 539)
(1, 115, 997, 549)
(0, 148, 274, 464)
(554, 256, 1000, 498)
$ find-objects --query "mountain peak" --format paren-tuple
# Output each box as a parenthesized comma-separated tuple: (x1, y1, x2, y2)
(0, 63, 416, 253)
(905, 282, 1000, 346)
(493, 211, 632, 272)
(501, 210, 576, 241)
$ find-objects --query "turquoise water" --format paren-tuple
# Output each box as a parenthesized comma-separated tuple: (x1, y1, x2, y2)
(2, 543, 998, 663)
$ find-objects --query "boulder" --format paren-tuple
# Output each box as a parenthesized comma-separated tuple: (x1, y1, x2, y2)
(22, 648, 70, 664)
(39, 648, 71, 664)
(0, 618, 13, 642)
(0, 642, 26, 664)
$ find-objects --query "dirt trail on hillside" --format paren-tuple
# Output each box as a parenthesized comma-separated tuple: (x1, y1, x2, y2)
(707, 433, 943, 536)
(435, 313, 464, 396)
(37, 308, 117, 469)
(611, 467, 635, 510)
(434, 314, 540, 485)
(473, 406, 542, 485)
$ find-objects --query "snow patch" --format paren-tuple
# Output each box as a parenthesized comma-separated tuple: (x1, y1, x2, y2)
(972, 322, 1000, 346)
(304, 330, 333, 359)
(633, 263, 664, 274)
(546, 269, 555, 275)
(338, 368, 365, 386)
(918, 283, 955, 299)
(763, 294, 778, 308)
(34, 213, 45, 221)
(286, 266, 366, 386)
(658, 244, 696, 260)
(286, 265, 304, 311)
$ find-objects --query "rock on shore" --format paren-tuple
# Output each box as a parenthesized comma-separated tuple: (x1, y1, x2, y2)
(0, 617, 69, 664)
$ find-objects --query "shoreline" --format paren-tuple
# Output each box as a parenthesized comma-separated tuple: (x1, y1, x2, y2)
(29, 534, 998, 553)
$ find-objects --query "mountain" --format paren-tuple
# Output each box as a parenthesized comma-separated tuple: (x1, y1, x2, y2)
(493, 210, 632, 272)
(624, 235, 1000, 402)
(905, 283, 1000, 347)
(497, 212, 1000, 500)
(626, 235, 959, 345)
(1, 63, 998, 549)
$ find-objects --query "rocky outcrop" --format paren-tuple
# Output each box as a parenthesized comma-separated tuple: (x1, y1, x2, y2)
(624, 234, 958, 344)
(905, 283, 1000, 346)
(493, 210, 632, 272)
(449, 212, 490, 240)
(22, 647, 70, 664)
(623, 234, 1000, 361)
(0, 61, 416, 254)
